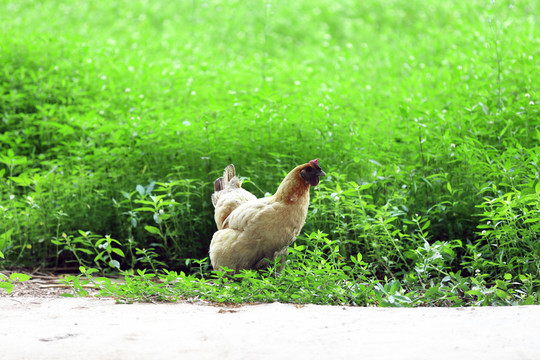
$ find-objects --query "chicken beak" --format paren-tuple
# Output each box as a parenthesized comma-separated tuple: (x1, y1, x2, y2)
(318, 169, 326, 177)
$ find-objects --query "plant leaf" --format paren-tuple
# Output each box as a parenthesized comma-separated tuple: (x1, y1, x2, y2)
(144, 225, 161, 235)
(10, 273, 31, 282)
(0, 282, 14, 294)
(112, 248, 125, 257)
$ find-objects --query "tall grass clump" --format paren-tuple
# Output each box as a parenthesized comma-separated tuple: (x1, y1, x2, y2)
(1, 0, 539, 305)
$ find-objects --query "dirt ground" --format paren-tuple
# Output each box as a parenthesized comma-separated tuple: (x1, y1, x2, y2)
(2, 276, 540, 360)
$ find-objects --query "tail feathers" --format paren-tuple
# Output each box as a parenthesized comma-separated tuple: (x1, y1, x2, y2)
(224, 164, 235, 183)
(214, 164, 238, 192)
(214, 177, 224, 192)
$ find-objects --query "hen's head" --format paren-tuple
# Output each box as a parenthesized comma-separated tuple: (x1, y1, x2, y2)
(300, 158, 326, 186)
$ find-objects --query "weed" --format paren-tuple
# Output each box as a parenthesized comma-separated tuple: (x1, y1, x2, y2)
(0, 269, 31, 295)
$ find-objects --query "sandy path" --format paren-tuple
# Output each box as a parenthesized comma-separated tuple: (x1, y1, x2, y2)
(1, 296, 539, 360)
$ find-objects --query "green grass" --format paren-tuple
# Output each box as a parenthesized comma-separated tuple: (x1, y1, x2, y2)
(1, 0, 539, 305)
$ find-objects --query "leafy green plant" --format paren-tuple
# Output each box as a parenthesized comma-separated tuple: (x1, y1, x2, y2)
(51, 231, 125, 272)
(0, 271, 31, 295)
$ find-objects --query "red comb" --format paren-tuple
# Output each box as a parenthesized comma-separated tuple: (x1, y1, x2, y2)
(309, 159, 319, 167)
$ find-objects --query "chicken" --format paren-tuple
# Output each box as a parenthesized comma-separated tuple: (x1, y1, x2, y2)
(209, 159, 326, 273)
